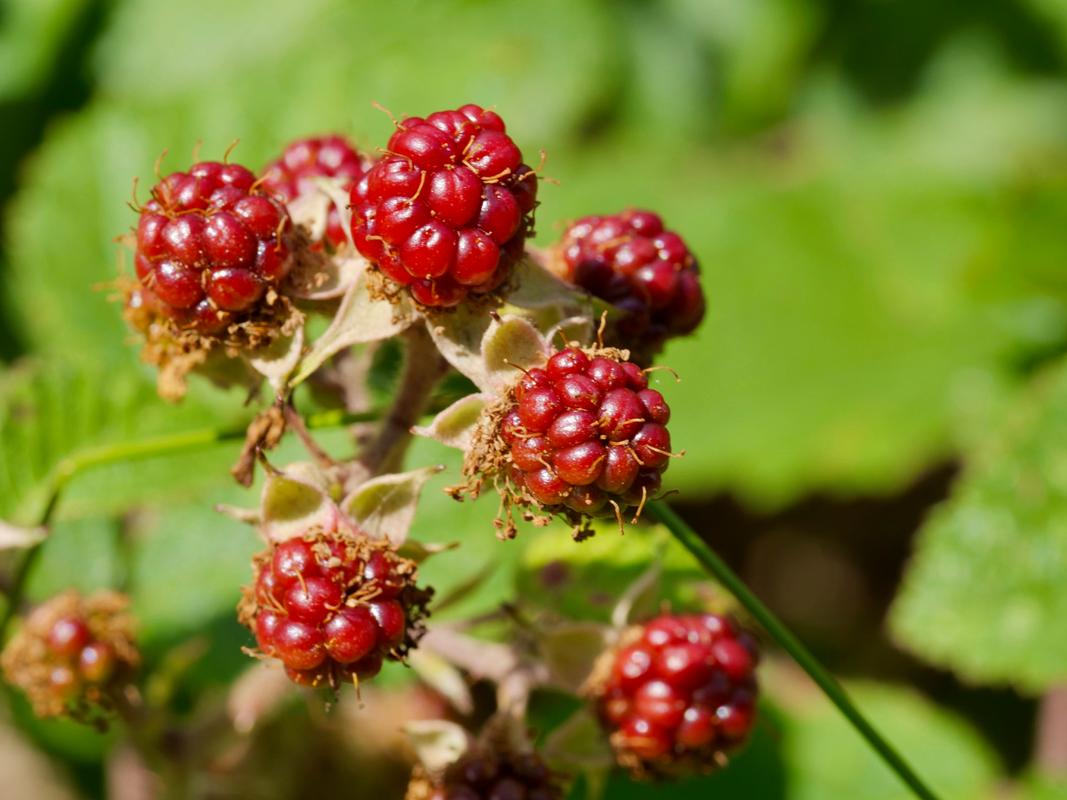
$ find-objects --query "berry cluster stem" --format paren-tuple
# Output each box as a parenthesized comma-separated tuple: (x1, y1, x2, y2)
(648, 500, 941, 800)
(355, 324, 449, 477)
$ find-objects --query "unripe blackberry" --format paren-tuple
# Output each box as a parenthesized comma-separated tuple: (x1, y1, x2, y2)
(239, 528, 432, 688)
(588, 613, 759, 778)
(350, 103, 537, 308)
(552, 210, 704, 360)
(133, 159, 295, 335)
(0, 591, 139, 721)
(460, 345, 675, 537)
(407, 746, 563, 800)
(261, 135, 367, 249)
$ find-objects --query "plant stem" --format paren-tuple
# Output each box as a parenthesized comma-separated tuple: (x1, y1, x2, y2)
(0, 408, 380, 639)
(1036, 685, 1067, 777)
(648, 500, 941, 800)
(355, 324, 449, 478)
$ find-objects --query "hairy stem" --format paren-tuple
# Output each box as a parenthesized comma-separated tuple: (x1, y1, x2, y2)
(1036, 685, 1067, 777)
(282, 403, 337, 467)
(355, 324, 449, 478)
(648, 500, 941, 800)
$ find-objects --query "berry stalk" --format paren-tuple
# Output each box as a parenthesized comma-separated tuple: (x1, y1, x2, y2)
(354, 325, 449, 478)
(648, 500, 941, 800)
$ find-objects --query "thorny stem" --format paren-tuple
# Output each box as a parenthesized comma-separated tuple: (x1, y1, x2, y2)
(0, 408, 381, 639)
(648, 500, 942, 800)
(355, 324, 449, 478)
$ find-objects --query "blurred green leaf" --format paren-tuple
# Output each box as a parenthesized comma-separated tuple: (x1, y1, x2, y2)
(0, 0, 88, 100)
(668, 0, 821, 131)
(1022, 772, 1067, 799)
(534, 44, 1067, 506)
(0, 362, 246, 527)
(92, 0, 614, 145)
(129, 494, 259, 648)
(517, 522, 707, 623)
(404, 436, 528, 622)
(538, 141, 1011, 507)
(891, 357, 1067, 690)
(22, 516, 121, 602)
(771, 679, 999, 800)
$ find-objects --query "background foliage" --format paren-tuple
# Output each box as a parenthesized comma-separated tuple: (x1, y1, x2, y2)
(2, 0, 1067, 797)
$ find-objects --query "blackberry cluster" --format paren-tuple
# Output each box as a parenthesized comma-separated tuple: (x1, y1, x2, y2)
(350, 103, 537, 308)
(261, 135, 366, 249)
(240, 529, 432, 687)
(591, 613, 759, 777)
(134, 160, 293, 334)
(407, 748, 562, 800)
(555, 210, 704, 357)
(498, 346, 672, 520)
(0, 591, 139, 720)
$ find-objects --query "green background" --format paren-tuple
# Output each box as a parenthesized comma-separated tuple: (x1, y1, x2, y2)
(2, 0, 1067, 797)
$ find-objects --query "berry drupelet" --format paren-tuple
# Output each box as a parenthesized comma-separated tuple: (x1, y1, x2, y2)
(240, 529, 432, 688)
(260, 135, 366, 249)
(0, 591, 139, 721)
(133, 159, 294, 335)
(350, 103, 537, 308)
(589, 612, 759, 777)
(495, 346, 674, 530)
(407, 747, 563, 800)
(553, 210, 704, 358)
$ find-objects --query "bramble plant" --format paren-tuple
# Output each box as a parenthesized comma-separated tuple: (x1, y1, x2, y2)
(0, 104, 949, 799)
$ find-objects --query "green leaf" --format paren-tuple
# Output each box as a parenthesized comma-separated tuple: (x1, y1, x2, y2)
(0, 362, 244, 527)
(0, 0, 89, 100)
(517, 523, 707, 624)
(92, 0, 615, 144)
(891, 358, 1067, 690)
(532, 134, 1028, 507)
(342, 465, 443, 547)
(771, 680, 999, 800)
(667, 0, 819, 131)
(404, 437, 528, 622)
(21, 516, 122, 603)
(1021, 772, 1067, 800)
(129, 494, 260, 649)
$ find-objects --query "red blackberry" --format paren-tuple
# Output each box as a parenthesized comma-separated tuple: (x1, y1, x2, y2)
(554, 210, 704, 357)
(463, 345, 674, 536)
(350, 103, 537, 308)
(133, 159, 294, 335)
(407, 747, 563, 800)
(261, 135, 367, 249)
(0, 591, 139, 721)
(239, 528, 432, 688)
(589, 612, 759, 777)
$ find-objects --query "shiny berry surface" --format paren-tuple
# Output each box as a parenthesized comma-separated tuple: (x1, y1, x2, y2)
(261, 135, 366, 248)
(0, 591, 139, 720)
(594, 613, 759, 774)
(350, 103, 537, 308)
(39, 615, 126, 698)
(242, 531, 430, 688)
(133, 160, 293, 334)
(557, 210, 704, 349)
(503, 347, 672, 516)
